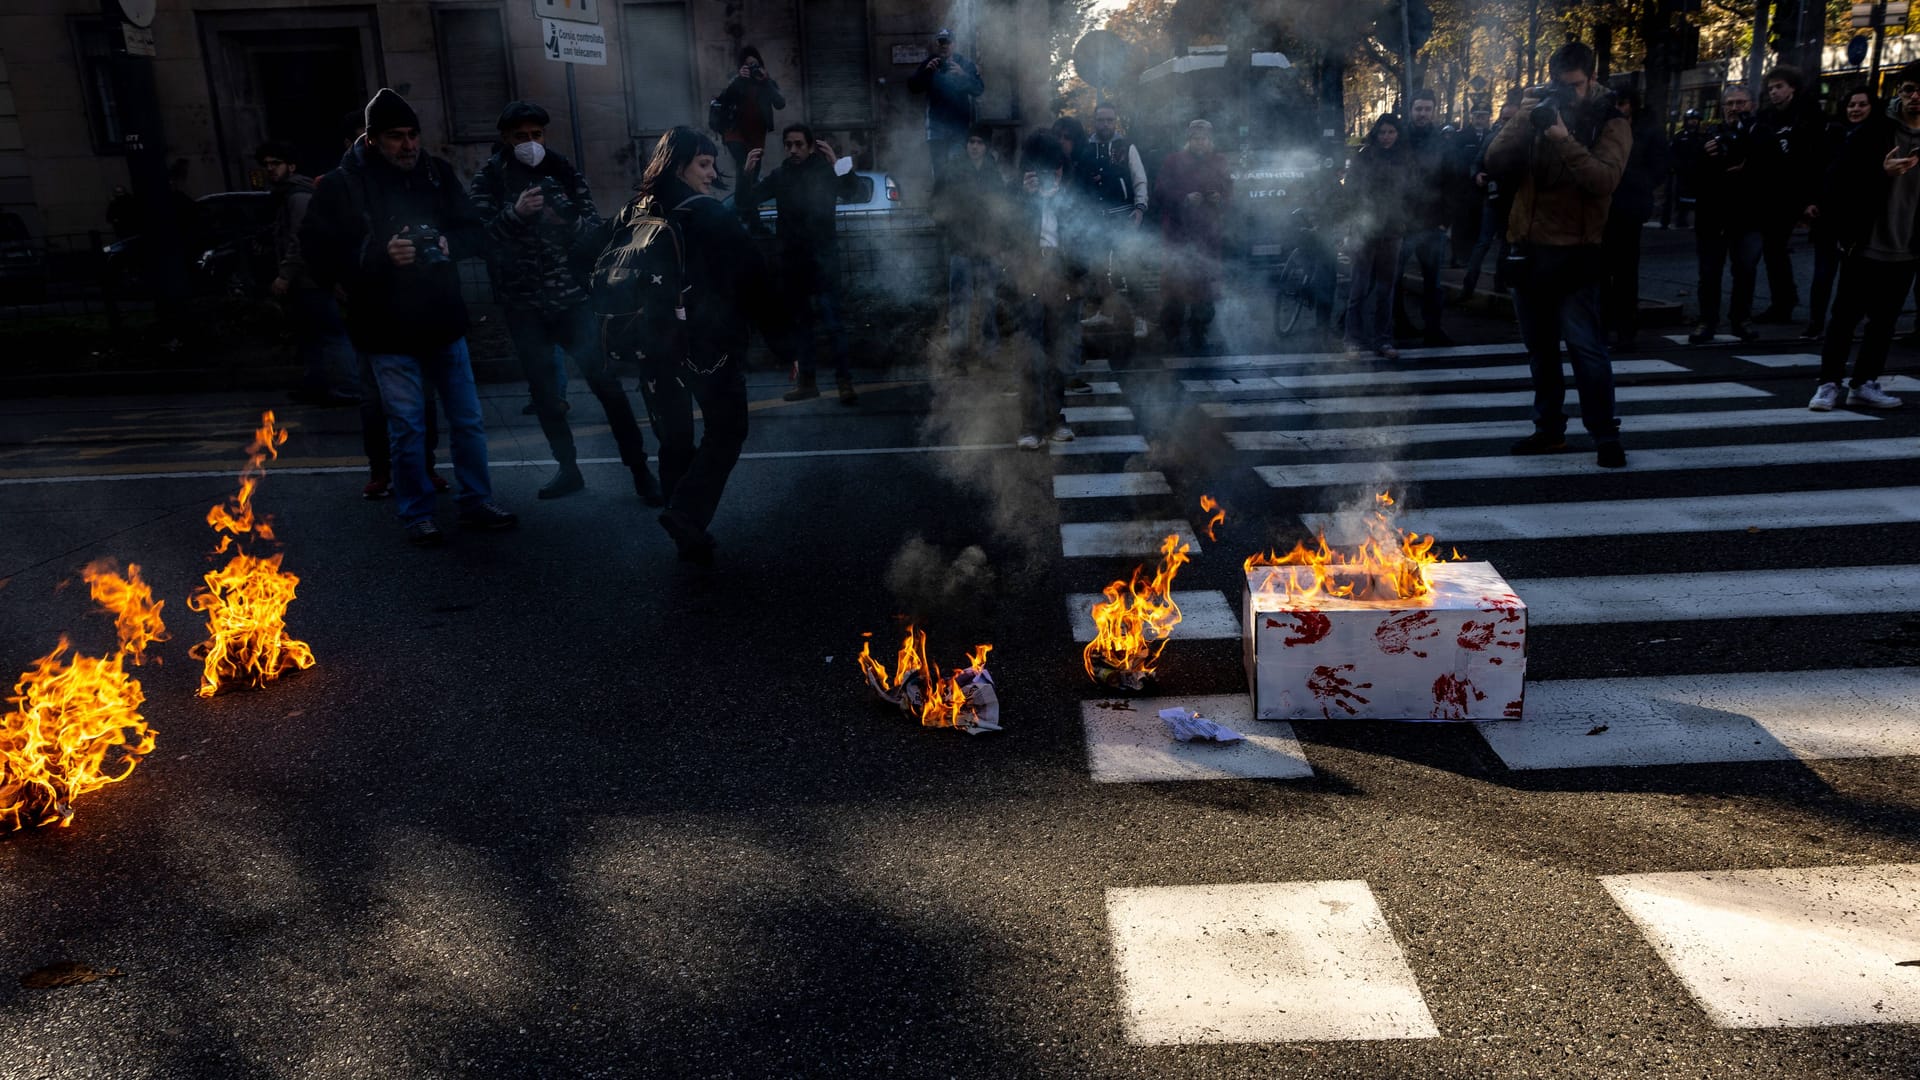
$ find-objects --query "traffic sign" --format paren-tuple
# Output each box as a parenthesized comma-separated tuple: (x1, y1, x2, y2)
(541, 18, 606, 65)
(1849, 33, 1871, 65)
(1852, 2, 1909, 28)
(535, 0, 598, 24)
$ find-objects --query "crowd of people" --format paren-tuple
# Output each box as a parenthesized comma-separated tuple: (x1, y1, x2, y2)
(246, 33, 1920, 553)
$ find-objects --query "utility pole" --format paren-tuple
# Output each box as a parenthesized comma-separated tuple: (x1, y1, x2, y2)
(1747, 0, 1772, 97)
(1526, 0, 1541, 85)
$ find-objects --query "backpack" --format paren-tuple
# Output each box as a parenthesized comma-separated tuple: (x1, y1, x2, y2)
(589, 193, 706, 360)
(706, 96, 737, 137)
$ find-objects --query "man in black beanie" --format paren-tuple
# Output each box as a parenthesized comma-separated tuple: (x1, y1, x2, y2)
(302, 88, 518, 546)
(469, 100, 658, 502)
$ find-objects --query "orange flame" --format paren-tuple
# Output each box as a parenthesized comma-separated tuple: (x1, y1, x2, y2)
(1, 637, 155, 831)
(1245, 491, 1448, 602)
(81, 559, 168, 665)
(1199, 495, 1225, 543)
(189, 410, 314, 696)
(857, 627, 993, 728)
(1083, 533, 1191, 686)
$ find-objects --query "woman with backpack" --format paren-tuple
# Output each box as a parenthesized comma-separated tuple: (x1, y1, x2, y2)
(612, 126, 767, 566)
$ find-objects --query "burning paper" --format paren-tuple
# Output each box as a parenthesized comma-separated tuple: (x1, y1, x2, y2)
(1, 637, 156, 831)
(1084, 533, 1192, 690)
(857, 627, 1001, 734)
(189, 412, 315, 696)
(81, 559, 168, 666)
(1158, 707, 1245, 744)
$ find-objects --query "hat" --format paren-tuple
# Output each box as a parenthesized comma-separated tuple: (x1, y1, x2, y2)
(496, 100, 550, 132)
(934, 28, 953, 40)
(364, 88, 420, 136)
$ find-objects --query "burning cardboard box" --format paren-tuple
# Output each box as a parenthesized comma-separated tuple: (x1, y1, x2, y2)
(1240, 496, 1526, 721)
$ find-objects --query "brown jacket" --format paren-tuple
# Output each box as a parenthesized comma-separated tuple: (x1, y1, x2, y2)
(1484, 95, 1631, 247)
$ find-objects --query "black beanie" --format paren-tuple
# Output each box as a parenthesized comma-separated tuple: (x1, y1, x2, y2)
(364, 88, 420, 136)
(496, 100, 551, 133)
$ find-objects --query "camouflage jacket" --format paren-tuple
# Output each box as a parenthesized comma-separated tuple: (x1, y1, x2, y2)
(468, 148, 604, 313)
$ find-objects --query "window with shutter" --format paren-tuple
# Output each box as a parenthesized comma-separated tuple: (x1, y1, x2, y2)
(621, 1, 697, 135)
(68, 18, 126, 155)
(433, 6, 514, 143)
(803, 0, 872, 127)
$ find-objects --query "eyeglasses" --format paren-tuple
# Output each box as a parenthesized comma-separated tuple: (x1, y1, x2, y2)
(1901, 86, 1920, 96)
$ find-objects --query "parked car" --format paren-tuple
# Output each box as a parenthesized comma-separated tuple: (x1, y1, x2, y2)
(103, 190, 275, 298)
(0, 210, 49, 303)
(725, 170, 903, 226)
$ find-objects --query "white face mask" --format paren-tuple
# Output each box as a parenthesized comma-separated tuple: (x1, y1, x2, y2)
(513, 140, 546, 168)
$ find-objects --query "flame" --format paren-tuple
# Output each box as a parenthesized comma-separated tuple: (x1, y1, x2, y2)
(1246, 491, 1448, 603)
(1199, 495, 1225, 543)
(1, 637, 155, 831)
(189, 410, 314, 696)
(81, 559, 168, 665)
(857, 628, 993, 728)
(1083, 533, 1192, 687)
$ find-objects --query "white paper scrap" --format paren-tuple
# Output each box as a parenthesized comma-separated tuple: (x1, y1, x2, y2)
(1158, 707, 1246, 744)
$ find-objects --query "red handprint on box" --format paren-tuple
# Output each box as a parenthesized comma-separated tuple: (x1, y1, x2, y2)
(1268, 611, 1332, 647)
(1374, 610, 1440, 657)
(1308, 664, 1373, 718)
(1458, 593, 1525, 663)
(1433, 673, 1488, 719)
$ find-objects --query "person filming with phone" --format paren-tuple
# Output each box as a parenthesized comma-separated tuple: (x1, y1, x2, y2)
(1482, 41, 1631, 469)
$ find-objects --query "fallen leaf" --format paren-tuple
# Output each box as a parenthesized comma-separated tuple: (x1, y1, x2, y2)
(1746, 526, 1762, 534)
(20, 962, 126, 988)
(1585, 725, 1610, 736)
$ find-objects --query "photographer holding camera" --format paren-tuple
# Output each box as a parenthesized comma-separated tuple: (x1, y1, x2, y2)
(469, 100, 658, 503)
(303, 88, 516, 546)
(1688, 85, 1764, 343)
(711, 46, 785, 228)
(1483, 42, 1631, 469)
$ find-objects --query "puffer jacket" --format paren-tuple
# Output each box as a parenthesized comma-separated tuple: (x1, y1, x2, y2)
(468, 147, 604, 313)
(1485, 90, 1630, 247)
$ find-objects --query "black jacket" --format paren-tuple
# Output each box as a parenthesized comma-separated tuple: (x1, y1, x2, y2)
(1754, 96, 1826, 217)
(741, 151, 860, 262)
(636, 177, 769, 361)
(468, 148, 604, 313)
(301, 140, 484, 355)
(1611, 114, 1671, 224)
(1821, 115, 1920, 252)
(1345, 142, 1409, 241)
(906, 54, 984, 139)
(1691, 117, 1764, 225)
(931, 155, 1011, 257)
(1401, 124, 1449, 229)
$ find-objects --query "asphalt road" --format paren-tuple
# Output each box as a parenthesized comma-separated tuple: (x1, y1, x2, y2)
(4, 307, 1920, 1078)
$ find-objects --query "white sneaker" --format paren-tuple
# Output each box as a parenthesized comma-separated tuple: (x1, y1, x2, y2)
(1016, 433, 1044, 450)
(1850, 379, 1903, 409)
(1808, 382, 1843, 411)
(1079, 312, 1114, 328)
(1049, 424, 1076, 443)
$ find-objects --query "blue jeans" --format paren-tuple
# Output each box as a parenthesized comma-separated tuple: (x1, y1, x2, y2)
(947, 254, 1000, 355)
(1344, 235, 1401, 350)
(1511, 246, 1618, 441)
(289, 288, 358, 394)
(368, 339, 493, 523)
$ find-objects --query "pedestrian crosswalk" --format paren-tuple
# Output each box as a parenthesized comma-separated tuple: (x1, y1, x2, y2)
(1047, 341, 1920, 1048)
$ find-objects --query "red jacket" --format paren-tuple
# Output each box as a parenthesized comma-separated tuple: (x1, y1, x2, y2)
(1151, 149, 1233, 250)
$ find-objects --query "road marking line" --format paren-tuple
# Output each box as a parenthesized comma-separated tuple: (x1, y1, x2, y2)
(1051, 434, 1150, 456)
(1477, 667, 1920, 769)
(1308, 486, 1920, 543)
(1163, 342, 1529, 370)
(1105, 881, 1438, 1043)
(1254, 437, 1920, 489)
(1514, 565, 1920, 624)
(1086, 381, 1123, 396)
(1601, 865, 1920, 1028)
(1067, 590, 1239, 642)
(1052, 472, 1172, 499)
(1062, 405, 1136, 423)
(1734, 352, 1822, 368)
(1664, 333, 1744, 345)
(1060, 520, 1201, 557)
(1203, 383, 1766, 419)
(0, 443, 1016, 486)
(1226, 407, 1877, 452)
(1184, 359, 1686, 393)
(1082, 696, 1306, 784)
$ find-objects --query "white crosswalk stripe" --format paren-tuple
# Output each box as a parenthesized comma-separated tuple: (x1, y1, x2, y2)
(1513, 565, 1920, 624)
(1060, 521, 1200, 558)
(1067, 590, 1239, 642)
(1051, 434, 1149, 455)
(1183, 358, 1686, 393)
(1225, 408, 1878, 452)
(1255, 437, 1920, 489)
(1052, 472, 1172, 499)
(1163, 342, 1529, 370)
(1202, 382, 1767, 419)
(1061, 405, 1136, 423)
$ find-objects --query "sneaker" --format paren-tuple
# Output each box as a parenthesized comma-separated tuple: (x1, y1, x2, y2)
(783, 381, 820, 402)
(1016, 433, 1045, 451)
(431, 472, 451, 494)
(1133, 317, 1150, 339)
(1849, 379, 1903, 409)
(1595, 442, 1626, 469)
(632, 465, 663, 507)
(1079, 312, 1114, 328)
(1049, 424, 1076, 443)
(1064, 376, 1093, 394)
(1730, 322, 1759, 342)
(1510, 431, 1571, 455)
(836, 375, 859, 405)
(537, 464, 585, 500)
(458, 500, 519, 531)
(1343, 344, 1368, 361)
(405, 519, 445, 547)
(658, 508, 716, 566)
(362, 474, 392, 500)
(1808, 382, 1843, 411)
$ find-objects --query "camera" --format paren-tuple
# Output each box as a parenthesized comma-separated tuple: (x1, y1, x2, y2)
(535, 176, 576, 220)
(747, 59, 765, 80)
(407, 225, 448, 266)
(1528, 84, 1574, 132)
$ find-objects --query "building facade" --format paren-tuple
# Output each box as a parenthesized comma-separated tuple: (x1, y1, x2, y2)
(0, 0, 1050, 238)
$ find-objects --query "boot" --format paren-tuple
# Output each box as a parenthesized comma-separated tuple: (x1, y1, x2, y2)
(632, 464, 663, 507)
(537, 462, 585, 499)
(784, 373, 820, 401)
(836, 373, 858, 405)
